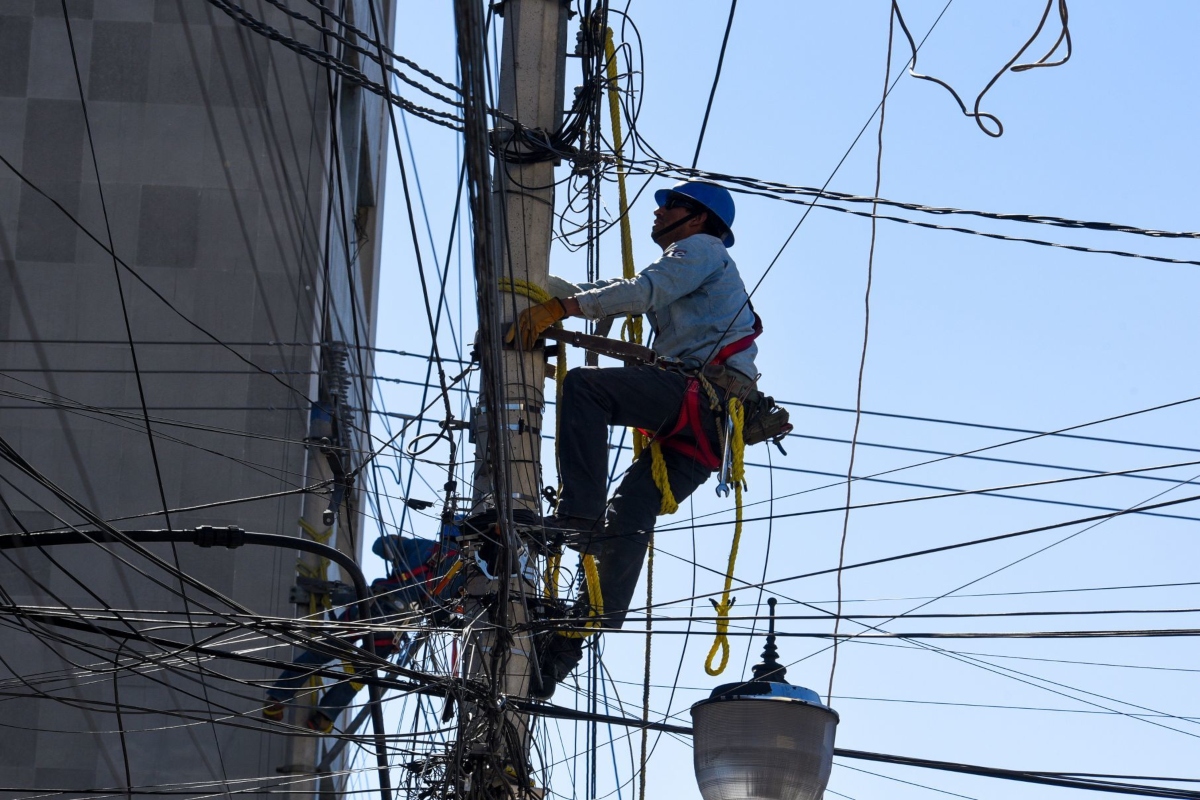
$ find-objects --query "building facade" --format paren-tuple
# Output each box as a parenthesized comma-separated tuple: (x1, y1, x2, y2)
(0, 1, 392, 795)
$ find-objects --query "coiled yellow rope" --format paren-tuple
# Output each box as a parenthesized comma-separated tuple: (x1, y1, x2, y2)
(705, 396, 745, 676)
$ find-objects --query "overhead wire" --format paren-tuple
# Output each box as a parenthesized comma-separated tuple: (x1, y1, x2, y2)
(828, 0, 894, 705)
(689, 0, 737, 170)
(410, 7, 1190, 800)
(894, 0, 1071, 138)
(58, 7, 237, 790)
(14, 1, 1185, 796)
(627, 454, 1200, 744)
(1, 4, 496, 796)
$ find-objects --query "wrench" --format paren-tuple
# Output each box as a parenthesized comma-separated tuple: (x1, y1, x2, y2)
(715, 412, 735, 497)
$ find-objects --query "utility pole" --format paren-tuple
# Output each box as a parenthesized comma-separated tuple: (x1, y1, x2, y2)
(454, 0, 569, 793)
(470, 1, 568, 510)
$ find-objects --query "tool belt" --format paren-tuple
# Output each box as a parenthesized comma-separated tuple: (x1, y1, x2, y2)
(700, 363, 756, 401)
(699, 363, 792, 449)
(739, 391, 793, 448)
(544, 310, 792, 454)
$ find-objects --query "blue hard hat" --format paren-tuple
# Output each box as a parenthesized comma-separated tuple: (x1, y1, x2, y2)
(654, 180, 736, 247)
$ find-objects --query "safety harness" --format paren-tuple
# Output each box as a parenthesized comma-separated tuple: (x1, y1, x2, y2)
(638, 310, 763, 471)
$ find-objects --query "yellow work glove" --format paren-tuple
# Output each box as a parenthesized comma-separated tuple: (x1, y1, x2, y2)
(506, 298, 567, 350)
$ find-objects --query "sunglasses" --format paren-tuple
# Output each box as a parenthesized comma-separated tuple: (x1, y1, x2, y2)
(663, 196, 699, 212)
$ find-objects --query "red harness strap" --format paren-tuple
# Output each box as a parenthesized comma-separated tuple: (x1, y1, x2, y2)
(645, 380, 723, 470)
(641, 311, 763, 472)
(712, 310, 763, 366)
(399, 543, 460, 583)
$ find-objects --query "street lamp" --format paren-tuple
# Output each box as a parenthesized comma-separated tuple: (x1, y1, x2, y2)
(691, 599, 839, 800)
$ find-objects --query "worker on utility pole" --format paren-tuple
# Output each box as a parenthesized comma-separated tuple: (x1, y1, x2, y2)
(508, 180, 761, 697)
(263, 530, 463, 729)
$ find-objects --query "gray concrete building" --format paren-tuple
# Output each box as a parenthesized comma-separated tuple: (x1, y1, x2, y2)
(0, 1, 392, 796)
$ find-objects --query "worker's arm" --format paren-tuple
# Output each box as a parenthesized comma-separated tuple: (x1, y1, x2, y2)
(508, 247, 713, 349)
(572, 236, 724, 319)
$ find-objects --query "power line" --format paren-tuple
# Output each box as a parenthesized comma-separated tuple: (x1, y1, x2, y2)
(830, 1, 895, 702)
(690, 0, 737, 169)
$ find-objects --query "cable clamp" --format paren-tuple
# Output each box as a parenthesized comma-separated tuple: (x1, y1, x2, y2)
(194, 525, 246, 549)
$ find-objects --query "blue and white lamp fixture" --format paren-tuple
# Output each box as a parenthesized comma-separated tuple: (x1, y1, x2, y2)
(691, 599, 839, 800)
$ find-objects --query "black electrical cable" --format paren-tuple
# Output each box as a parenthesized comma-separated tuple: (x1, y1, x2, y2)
(649, 489, 1200, 609)
(56, 12, 242, 787)
(506, 700, 1200, 799)
(830, 2, 895, 703)
(690, 0, 737, 169)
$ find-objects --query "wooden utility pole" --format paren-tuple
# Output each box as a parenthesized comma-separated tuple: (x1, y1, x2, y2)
(470, 0, 568, 511)
(455, 0, 569, 793)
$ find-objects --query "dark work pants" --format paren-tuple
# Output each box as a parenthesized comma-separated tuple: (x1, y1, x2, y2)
(267, 638, 394, 717)
(557, 366, 718, 629)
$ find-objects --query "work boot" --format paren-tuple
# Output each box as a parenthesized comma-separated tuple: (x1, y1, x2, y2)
(529, 633, 584, 700)
(305, 710, 334, 734)
(538, 514, 604, 553)
(262, 700, 285, 722)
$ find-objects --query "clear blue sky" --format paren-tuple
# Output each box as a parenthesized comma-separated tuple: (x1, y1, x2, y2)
(363, 3, 1200, 798)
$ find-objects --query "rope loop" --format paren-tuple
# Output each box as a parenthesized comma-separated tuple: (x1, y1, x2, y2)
(704, 396, 745, 676)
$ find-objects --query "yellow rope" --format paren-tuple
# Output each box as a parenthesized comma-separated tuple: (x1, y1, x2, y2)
(648, 441, 678, 515)
(298, 517, 333, 544)
(544, 552, 561, 600)
(705, 396, 745, 676)
(605, 24, 678, 521)
(557, 553, 604, 639)
(498, 276, 566, 397)
(297, 521, 360, 692)
(604, 28, 641, 343)
(296, 517, 332, 580)
(498, 276, 550, 305)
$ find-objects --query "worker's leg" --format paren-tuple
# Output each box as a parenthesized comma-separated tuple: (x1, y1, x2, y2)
(556, 366, 691, 520)
(266, 646, 336, 704)
(315, 638, 395, 722)
(590, 445, 713, 629)
(533, 446, 714, 698)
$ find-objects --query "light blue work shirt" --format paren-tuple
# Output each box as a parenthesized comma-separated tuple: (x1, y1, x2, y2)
(573, 233, 759, 379)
